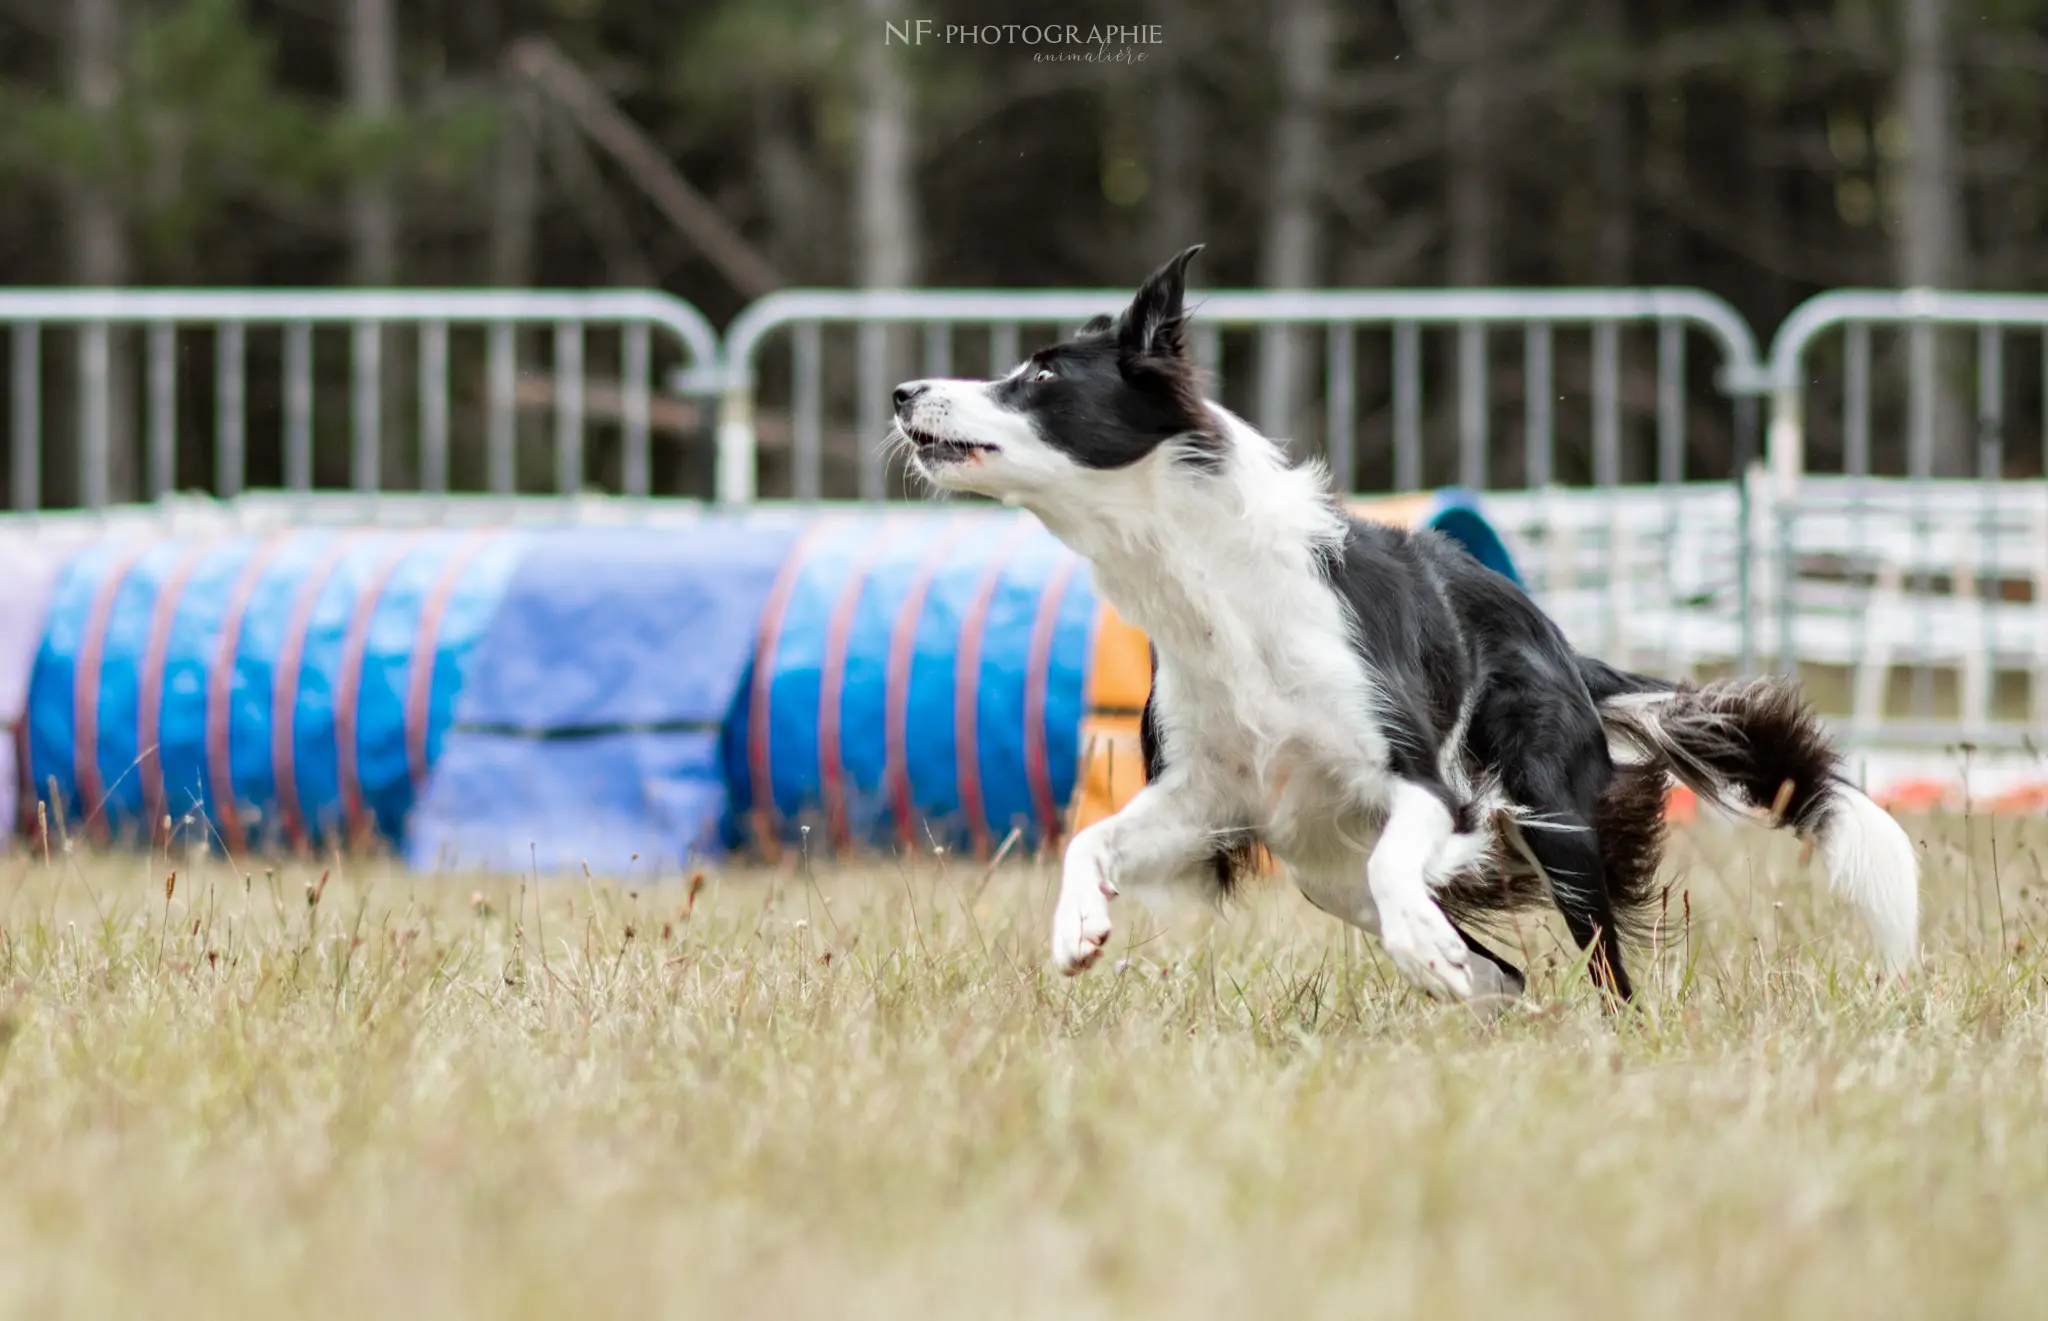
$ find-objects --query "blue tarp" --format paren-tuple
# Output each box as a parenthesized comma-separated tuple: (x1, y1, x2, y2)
(405, 519, 806, 876)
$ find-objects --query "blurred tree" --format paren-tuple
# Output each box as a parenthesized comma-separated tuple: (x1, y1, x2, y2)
(1145, 0, 1204, 258)
(1895, 0, 1968, 475)
(1587, 0, 1633, 284)
(856, 0, 916, 293)
(345, 0, 397, 288)
(66, 0, 133, 502)
(1256, 0, 1332, 451)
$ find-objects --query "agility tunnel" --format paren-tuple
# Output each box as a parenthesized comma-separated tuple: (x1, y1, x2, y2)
(5, 490, 1532, 872)
(27, 529, 522, 853)
(717, 509, 1097, 859)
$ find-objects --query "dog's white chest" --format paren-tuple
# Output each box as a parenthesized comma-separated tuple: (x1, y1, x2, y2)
(1150, 639, 1389, 863)
(1079, 480, 1394, 863)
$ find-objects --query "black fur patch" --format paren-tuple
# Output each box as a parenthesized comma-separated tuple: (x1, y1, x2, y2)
(1619, 678, 1842, 835)
(1315, 520, 1476, 774)
(1421, 768, 1670, 976)
(1593, 762, 1671, 946)
(1206, 828, 1262, 897)
(1138, 643, 1164, 783)
(1578, 655, 1674, 704)
(987, 247, 1217, 473)
(1434, 843, 1553, 933)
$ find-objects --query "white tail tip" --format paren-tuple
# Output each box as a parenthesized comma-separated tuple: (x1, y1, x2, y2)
(1818, 786, 1919, 974)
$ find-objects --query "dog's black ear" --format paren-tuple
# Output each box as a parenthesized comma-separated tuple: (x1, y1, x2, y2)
(1080, 313, 1114, 335)
(1119, 244, 1203, 364)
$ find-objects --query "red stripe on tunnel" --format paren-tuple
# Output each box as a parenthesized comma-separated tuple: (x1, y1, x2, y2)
(137, 538, 231, 845)
(747, 518, 844, 855)
(336, 534, 429, 850)
(205, 534, 295, 858)
(1023, 551, 1082, 851)
(271, 532, 373, 853)
(885, 517, 977, 852)
(818, 517, 908, 856)
(405, 531, 503, 797)
(72, 540, 153, 843)
(954, 515, 1038, 860)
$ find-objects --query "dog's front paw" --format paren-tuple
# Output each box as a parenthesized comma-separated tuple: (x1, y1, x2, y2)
(1050, 869, 1115, 976)
(1378, 897, 1474, 1002)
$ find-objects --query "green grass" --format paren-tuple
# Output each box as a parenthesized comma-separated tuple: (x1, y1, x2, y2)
(0, 811, 2043, 1319)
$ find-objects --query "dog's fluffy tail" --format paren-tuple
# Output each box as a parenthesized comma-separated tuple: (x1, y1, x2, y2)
(1584, 662, 1919, 974)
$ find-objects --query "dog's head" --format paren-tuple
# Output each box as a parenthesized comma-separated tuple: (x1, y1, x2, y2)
(891, 246, 1218, 506)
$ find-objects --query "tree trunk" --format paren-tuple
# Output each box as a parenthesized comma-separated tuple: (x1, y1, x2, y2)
(1590, 0, 1633, 285)
(346, 0, 399, 287)
(757, 92, 819, 279)
(856, 0, 918, 290)
(1896, 0, 1967, 476)
(489, 81, 539, 287)
(68, 0, 136, 505)
(1444, 0, 1494, 287)
(346, 0, 410, 488)
(1257, 0, 1331, 455)
(1147, 0, 1203, 258)
(857, 0, 918, 497)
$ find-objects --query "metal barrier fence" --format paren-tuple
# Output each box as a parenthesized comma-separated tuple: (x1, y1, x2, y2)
(0, 289, 722, 508)
(716, 287, 1762, 504)
(1761, 290, 2048, 747)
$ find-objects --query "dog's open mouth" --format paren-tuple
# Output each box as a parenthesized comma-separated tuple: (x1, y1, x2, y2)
(903, 424, 994, 464)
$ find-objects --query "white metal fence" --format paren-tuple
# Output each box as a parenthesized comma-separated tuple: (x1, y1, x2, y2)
(4, 281, 2046, 750)
(1758, 290, 2048, 747)
(716, 287, 1762, 504)
(1, 289, 723, 508)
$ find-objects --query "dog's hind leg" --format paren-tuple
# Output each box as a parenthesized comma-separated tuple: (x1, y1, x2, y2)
(1295, 863, 1524, 1011)
(1471, 682, 1636, 1001)
(1452, 923, 1527, 1002)
(1508, 812, 1632, 1000)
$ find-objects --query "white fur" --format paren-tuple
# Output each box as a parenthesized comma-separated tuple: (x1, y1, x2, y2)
(1051, 778, 1217, 975)
(1367, 781, 1474, 1000)
(903, 380, 1495, 1000)
(1817, 785, 1920, 973)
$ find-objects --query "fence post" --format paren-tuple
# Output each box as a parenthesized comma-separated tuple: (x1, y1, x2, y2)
(1732, 392, 1759, 678)
(1767, 380, 1803, 501)
(716, 376, 756, 505)
(1763, 365, 1811, 680)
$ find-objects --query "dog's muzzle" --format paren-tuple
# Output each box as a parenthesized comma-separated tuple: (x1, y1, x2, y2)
(893, 382, 993, 465)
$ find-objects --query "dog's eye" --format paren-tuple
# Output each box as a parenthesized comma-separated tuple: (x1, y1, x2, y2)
(1032, 367, 1056, 383)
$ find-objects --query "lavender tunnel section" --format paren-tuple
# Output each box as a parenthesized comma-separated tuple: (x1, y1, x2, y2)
(406, 517, 808, 878)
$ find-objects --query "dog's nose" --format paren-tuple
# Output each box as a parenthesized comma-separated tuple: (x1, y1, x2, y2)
(892, 382, 926, 413)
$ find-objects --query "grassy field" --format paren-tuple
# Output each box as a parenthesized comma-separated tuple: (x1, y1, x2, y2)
(0, 811, 2043, 1320)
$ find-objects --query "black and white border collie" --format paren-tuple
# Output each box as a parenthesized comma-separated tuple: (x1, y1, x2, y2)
(890, 246, 1918, 1008)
